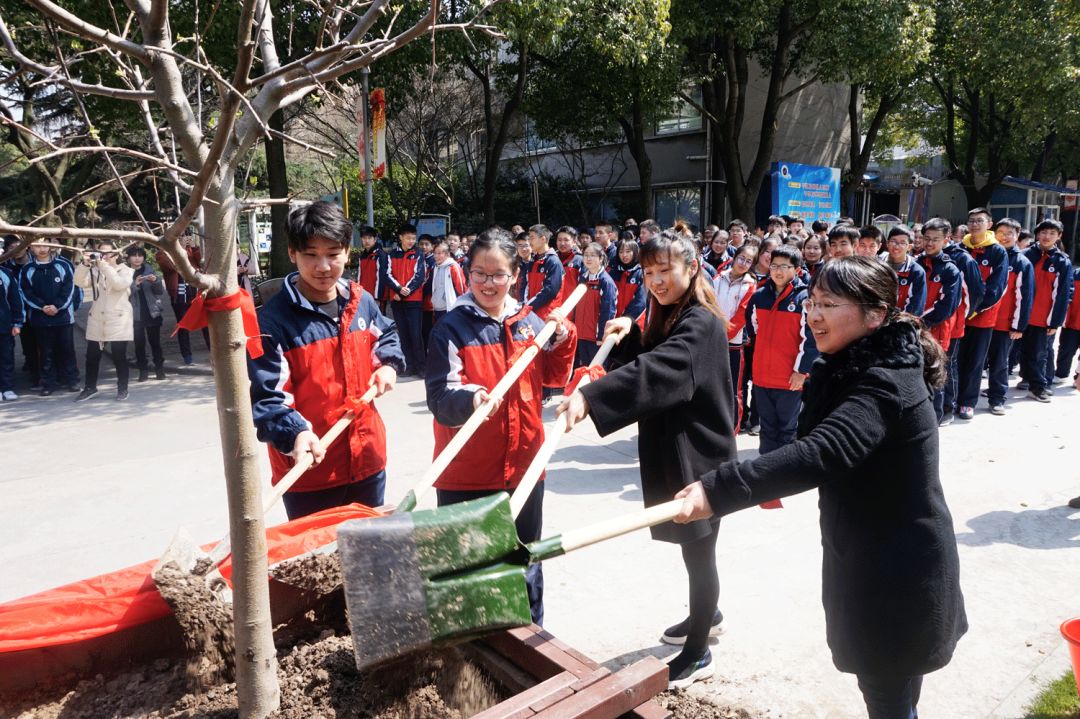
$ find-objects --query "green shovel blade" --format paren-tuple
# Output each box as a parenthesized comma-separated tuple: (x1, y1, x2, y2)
(425, 562, 532, 642)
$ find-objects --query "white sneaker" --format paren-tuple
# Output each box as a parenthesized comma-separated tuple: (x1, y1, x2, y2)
(1, 391, 17, 401)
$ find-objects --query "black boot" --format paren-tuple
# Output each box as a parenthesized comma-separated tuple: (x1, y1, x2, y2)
(138, 368, 149, 382)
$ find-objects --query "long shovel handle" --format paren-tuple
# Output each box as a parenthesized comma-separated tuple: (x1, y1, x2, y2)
(528, 498, 683, 562)
(398, 283, 588, 513)
(508, 333, 618, 518)
(262, 383, 380, 513)
(207, 385, 379, 565)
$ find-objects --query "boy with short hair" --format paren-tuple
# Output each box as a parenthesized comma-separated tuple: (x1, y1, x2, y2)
(954, 207, 1009, 418)
(745, 245, 817, 454)
(356, 226, 388, 306)
(985, 218, 1033, 415)
(827, 224, 858, 259)
(941, 224, 986, 419)
(523, 224, 565, 320)
(885, 226, 926, 314)
(249, 201, 405, 519)
(917, 218, 963, 423)
(1020, 219, 1073, 402)
(383, 223, 427, 376)
(856, 226, 884, 259)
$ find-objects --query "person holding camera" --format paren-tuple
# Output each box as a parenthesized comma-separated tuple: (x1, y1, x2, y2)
(74, 240, 134, 401)
(127, 246, 166, 381)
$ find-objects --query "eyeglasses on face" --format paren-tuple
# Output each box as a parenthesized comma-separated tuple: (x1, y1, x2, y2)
(769, 264, 796, 272)
(469, 270, 512, 286)
(804, 300, 877, 312)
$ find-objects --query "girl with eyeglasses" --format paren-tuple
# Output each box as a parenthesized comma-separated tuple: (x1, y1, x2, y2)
(714, 244, 758, 430)
(675, 256, 967, 719)
(751, 237, 778, 287)
(557, 230, 737, 690)
(425, 228, 577, 625)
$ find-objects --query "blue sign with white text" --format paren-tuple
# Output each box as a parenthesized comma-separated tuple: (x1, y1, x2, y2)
(771, 162, 841, 223)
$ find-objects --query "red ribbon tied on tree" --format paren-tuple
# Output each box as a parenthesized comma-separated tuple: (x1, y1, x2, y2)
(564, 365, 606, 396)
(174, 288, 263, 359)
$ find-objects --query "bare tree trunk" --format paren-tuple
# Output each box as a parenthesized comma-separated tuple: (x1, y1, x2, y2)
(202, 188, 280, 717)
(266, 110, 292, 278)
(618, 93, 652, 221)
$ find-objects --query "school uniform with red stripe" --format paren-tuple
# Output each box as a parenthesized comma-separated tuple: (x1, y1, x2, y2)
(557, 250, 585, 308)
(610, 262, 647, 319)
(249, 275, 405, 493)
(993, 247, 1034, 333)
(574, 270, 618, 342)
(523, 249, 564, 320)
(357, 246, 388, 300)
(917, 252, 962, 350)
(943, 244, 985, 340)
(1024, 246, 1074, 328)
(425, 294, 576, 492)
(745, 277, 818, 390)
(383, 246, 426, 300)
(893, 255, 927, 315)
(963, 240, 1009, 329)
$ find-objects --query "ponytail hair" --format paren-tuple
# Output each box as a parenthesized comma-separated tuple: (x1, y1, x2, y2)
(810, 256, 947, 389)
(640, 230, 727, 346)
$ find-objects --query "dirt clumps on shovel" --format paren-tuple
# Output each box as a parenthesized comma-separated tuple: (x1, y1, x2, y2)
(269, 549, 343, 595)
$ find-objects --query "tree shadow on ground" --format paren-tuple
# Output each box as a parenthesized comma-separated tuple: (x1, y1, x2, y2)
(954, 505, 1080, 549)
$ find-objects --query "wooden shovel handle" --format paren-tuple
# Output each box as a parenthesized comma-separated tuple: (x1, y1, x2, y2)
(557, 499, 683, 555)
(508, 332, 618, 518)
(206, 385, 379, 566)
(262, 383, 379, 514)
(404, 283, 589, 511)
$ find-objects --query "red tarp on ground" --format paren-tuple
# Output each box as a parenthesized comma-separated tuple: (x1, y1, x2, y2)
(0, 503, 383, 653)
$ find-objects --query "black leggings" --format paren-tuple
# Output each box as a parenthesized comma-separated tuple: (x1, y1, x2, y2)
(680, 522, 720, 655)
(85, 340, 129, 392)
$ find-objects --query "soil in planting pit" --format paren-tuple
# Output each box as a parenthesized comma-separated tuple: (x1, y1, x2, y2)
(659, 691, 756, 719)
(5, 626, 503, 719)
(269, 549, 343, 595)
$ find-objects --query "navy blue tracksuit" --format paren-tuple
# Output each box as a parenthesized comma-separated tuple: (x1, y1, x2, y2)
(19, 257, 79, 390)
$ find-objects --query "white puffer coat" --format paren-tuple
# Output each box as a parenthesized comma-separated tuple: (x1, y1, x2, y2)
(75, 262, 134, 342)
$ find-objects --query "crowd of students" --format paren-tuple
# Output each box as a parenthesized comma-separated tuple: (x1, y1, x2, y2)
(0, 234, 226, 401)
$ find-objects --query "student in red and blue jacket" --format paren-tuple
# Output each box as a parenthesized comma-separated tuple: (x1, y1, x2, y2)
(1021, 218, 1074, 402)
(574, 243, 618, 368)
(426, 228, 576, 625)
(942, 229, 986, 417)
(523, 224, 565, 321)
(249, 201, 405, 519)
(1053, 267, 1080, 382)
(383, 223, 427, 377)
(555, 226, 585, 309)
(884, 226, 926, 314)
(419, 234, 437, 349)
(986, 218, 1034, 414)
(356, 226, 388, 306)
(745, 244, 818, 454)
(954, 208, 1009, 418)
(917, 219, 963, 422)
(611, 238, 647, 320)
(0, 264, 24, 400)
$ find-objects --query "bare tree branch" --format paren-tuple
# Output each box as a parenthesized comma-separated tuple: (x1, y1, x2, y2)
(26, 145, 198, 176)
(0, 15, 154, 100)
(0, 221, 159, 244)
(23, 0, 151, 62)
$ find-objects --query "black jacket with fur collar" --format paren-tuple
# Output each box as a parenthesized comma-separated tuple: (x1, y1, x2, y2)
(702, 320, 967, 676)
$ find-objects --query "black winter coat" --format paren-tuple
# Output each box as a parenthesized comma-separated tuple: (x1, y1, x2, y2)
(701, 320, 967, 676)
(580, 303, 737, 544)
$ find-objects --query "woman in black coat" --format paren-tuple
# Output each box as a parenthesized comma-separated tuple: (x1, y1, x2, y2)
(676, 256, 967, 718)
(559, 230, 737, 690)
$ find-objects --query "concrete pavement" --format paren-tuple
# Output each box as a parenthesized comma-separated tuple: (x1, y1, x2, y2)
(1, 365, 1078, 718)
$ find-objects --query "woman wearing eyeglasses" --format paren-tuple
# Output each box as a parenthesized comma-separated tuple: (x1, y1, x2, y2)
(424, 227, 577, 626)
(714, 244, 758, 430)
(675, 256, 967, 719)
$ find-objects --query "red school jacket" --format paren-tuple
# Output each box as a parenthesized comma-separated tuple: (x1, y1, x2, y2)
(425, 294, 576, 492)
